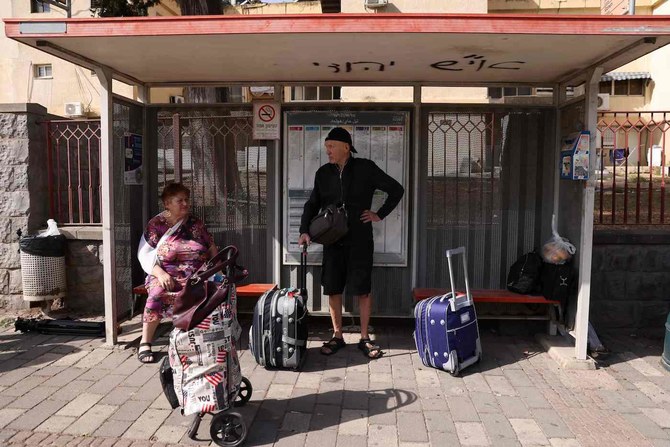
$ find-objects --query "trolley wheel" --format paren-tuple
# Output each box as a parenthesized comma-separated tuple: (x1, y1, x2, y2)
(187, 413, 203, 440)
(448, 350, 460, 377)
(210, 412, 247, 447)
(234, 377, 252, 407)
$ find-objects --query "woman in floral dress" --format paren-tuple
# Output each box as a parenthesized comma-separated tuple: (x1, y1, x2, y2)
(137, 183, 217, 363)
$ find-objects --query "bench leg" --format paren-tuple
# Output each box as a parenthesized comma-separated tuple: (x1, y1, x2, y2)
(546, 304, 561, 336)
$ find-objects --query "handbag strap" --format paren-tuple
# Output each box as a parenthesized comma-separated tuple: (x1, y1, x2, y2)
(189, 245, 244, 285)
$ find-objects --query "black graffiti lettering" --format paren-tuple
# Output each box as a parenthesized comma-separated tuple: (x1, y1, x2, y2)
(488, 61, 525, 70)
(348, 61, 390, 72)
(313, 61, 395, 74)
(463, 54, 487, 72)
(431, 60, 463, 71)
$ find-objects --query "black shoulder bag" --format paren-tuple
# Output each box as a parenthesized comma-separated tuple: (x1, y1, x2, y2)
(308, 165, 349, 245)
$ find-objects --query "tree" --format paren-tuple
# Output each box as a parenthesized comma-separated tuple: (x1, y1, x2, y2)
(174, 0, 243, 197)
(90, 0, 161, 17)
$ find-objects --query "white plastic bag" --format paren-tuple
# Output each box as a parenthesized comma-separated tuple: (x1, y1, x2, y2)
(541, 215, 576, 265)
(39, 219, 61, 237)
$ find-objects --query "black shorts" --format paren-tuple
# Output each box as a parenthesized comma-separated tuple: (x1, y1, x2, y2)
(321, 240, 374, 296)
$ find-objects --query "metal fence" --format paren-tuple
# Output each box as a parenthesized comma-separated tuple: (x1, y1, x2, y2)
(45, 119, 102, 225)
(45, 110, 670, 228)
(596, 111, 670, 225)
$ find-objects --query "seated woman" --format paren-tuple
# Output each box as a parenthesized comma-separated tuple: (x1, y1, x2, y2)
(136, 182, 217, 363)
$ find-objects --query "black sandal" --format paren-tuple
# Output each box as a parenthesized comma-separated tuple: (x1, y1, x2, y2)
(358, 338, 383, 359)
(320, 337, 346, 355)
(137, 342, 155, 364)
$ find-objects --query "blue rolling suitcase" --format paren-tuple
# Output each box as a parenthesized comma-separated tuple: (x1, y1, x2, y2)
(414, 247, 482, 376)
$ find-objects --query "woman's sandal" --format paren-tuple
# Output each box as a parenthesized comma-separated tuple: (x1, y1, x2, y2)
(320, 337, 346, 355)
(358, 338, 383, 359)
(137, 342, 155, 364)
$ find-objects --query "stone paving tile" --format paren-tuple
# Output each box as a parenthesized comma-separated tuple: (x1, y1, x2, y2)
(35, 414, 77, 433)
(471, 391, 502, 414)
(396, 411, 428, 443)
(339, 409, 367, 436)
(530, 408, 574, 439)
(56, 393, 104, 417)
(8, 386, 59, 409)
(447, 395, 481, 422)
(509, 418, 550, 446)
(121, 409, 171, 440)
(455, 421, 491, 446)
(335, 435, 367, 447)
(367, 423, 398, 446)
(7, 398, 67, 431)
(305, 429, 337, 447)
(0, 408, 26, 429)
(64, 404, 117, 436)
(479, 412, 518, 444)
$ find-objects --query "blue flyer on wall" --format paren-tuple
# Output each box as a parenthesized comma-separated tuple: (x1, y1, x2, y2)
(124, 132, 143, 185)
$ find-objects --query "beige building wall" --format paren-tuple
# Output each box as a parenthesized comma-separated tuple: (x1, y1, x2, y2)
(0, 0, 135, 117)
(340, 0, 488, 103)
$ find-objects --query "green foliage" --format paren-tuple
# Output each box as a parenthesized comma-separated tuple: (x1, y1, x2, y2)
(90, 0, 161, 17)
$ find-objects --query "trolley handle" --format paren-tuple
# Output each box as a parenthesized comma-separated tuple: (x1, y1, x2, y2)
(445, 246, 471, 302)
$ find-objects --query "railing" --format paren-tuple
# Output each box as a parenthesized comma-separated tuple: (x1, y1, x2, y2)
(45, 120, 102, 225)
(596, 112, 670, 226)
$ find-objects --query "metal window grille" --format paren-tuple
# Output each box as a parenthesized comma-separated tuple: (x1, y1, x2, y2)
(596, 111, 670, 225)
(45, 119, 102, 224)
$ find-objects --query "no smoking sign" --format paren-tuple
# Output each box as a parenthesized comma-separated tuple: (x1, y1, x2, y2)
(253, 101, 281, 140)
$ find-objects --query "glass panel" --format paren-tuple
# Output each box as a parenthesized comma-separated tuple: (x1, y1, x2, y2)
(599, 82, 611, 94)
(488, 87, 502, 99)
(333, 86, 342, 100)
(517, 87, 532, 96)
(304, 86, 318, 101)
(503, 87, 516, 97)
(319, 86, 333, 101)
(629, 79, 644, 96)
(614, 80, 627, 95)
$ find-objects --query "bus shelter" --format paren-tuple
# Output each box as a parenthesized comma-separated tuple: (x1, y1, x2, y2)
(5, 13, 670, 364)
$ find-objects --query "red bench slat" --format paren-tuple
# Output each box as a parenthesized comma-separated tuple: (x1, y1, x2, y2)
(412, 288, 560, 305)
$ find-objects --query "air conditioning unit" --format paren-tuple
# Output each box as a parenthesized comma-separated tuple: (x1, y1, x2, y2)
(169, 95, 185, 104)
(64, 102, 84, 117)
(597, 93, 610, 111)
(364, 0, 388, 8)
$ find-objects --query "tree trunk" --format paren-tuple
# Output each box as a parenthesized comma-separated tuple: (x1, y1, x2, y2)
(176, 0, 243, 199)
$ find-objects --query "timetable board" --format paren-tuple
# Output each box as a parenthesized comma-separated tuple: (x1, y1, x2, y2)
(283, 110, 409, 266)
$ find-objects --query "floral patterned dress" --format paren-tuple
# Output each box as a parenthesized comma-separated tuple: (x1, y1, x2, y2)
(143, 213, 215, 323)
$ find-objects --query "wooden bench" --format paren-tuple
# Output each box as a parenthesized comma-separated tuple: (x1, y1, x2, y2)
(131, 283, 277, 318)
(412, 288, 562, 335)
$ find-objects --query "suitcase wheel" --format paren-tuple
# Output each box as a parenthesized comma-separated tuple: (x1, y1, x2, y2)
(448, 350, 460, 377)
(210, 411, 247, 447)
(234, 377, 252, 407)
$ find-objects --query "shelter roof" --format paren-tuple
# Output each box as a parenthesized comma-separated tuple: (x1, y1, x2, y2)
(5, 13, 670, 87)
(601, 71, 652, 81)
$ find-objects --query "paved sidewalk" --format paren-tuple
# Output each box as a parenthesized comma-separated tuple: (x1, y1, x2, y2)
(0, 316, 669, 447)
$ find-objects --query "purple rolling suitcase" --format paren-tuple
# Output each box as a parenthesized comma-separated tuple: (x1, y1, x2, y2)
(414, 247, 482, 376)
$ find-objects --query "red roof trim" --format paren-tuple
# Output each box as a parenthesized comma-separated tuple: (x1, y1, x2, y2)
(5, 13, 670, 39)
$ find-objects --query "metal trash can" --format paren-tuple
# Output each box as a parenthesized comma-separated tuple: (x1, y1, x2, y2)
(663, 312, 670, 372)
(19, 235, 67, 302)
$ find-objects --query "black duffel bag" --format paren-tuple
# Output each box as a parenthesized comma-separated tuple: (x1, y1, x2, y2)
(19, 235, 67, 257)
(308, 203, 348, 246)
(507, 251, 543, 295)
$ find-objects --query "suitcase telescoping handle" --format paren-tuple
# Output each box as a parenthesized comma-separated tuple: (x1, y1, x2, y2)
(445, 247, 471, 302)
(299, 244, 308, 294)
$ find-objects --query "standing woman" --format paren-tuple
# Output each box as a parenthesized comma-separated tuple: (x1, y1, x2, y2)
(136, 183, 218, 363)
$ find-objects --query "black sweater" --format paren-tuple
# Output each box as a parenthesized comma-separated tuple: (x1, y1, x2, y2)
(299, 156, 405, 244)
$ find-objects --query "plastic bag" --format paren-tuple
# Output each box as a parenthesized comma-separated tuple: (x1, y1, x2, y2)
(40, 219, 61, 237)
(541, 215, 576, 265)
